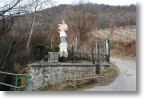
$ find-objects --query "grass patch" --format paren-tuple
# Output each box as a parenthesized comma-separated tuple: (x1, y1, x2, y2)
(95, 63, 119, 86)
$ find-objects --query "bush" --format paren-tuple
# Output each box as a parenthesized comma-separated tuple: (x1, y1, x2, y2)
(45, 45, 59, 52)
(32, 45, 60, 61)
(111, 40, 136, 57)
(52, 45, 60, 52)
(59, 56, 66, 62)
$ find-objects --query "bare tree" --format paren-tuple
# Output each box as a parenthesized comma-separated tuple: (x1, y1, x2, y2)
(26, 0, 55, 51)
(0, 0, 20, 69)
(66, 2, 98, 51)
(0, 0, 21, 36)
(0, 0, 31, 70)
(0, 0, 55, 69)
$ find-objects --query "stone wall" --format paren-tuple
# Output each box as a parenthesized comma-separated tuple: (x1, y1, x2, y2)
(25, 66, 64, 91)
(25, 64, 105, 91)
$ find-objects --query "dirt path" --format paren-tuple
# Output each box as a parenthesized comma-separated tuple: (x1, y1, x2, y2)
(83, 57, 136, 91)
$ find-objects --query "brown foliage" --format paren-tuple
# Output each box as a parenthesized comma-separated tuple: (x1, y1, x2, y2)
(111, 40, 136, 57)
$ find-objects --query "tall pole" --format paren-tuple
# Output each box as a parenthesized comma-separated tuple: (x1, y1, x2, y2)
(96, 44, 100, 74)
(92, 46, 95, 64)
(105, 37, 110, 63)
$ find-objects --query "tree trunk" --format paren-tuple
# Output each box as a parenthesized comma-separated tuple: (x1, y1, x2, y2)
(26, 14, 36, 51)
(1, 41, 15, 70)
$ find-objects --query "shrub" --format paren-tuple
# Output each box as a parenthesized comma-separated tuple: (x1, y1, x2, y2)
(45, 45, 59, 52)
(59, 56, 66, 62)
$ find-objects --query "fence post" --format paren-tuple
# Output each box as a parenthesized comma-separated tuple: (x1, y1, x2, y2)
(108, 39, 110, 62)
(15, 75, 18, 91)
(92, 46, 95, 64)
(105, 38, 110, 63)
(96, 44, 100, 74)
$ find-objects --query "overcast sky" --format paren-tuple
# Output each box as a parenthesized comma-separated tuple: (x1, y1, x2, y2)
(55, 0, 136, 6)
(0, 0, 136, 8)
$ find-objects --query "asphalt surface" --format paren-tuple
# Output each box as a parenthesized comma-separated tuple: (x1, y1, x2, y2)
(83, 57, 136, 91)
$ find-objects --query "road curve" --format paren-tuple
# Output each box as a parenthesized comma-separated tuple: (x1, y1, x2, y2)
(83, 57, 136, 91)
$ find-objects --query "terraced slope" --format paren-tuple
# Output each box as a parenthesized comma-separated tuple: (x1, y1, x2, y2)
(93, 25, 136, 42)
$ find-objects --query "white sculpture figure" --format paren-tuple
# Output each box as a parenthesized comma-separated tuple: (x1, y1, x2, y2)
(58, 20, 68, 57)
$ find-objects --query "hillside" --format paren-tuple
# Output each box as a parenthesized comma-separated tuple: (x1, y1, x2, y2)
(13, 3, 136, 45)
(93, 25, 136, 57)
(0, 1, 137, 91)
(0, 3, 136, 71)
(9, 3, 136, 58)
(94, 25, 136, 42)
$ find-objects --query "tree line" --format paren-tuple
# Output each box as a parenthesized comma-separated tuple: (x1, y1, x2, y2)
(0, 1, 136, 71)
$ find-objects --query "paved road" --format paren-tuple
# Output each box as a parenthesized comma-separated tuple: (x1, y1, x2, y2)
(84, 57, 136, 91)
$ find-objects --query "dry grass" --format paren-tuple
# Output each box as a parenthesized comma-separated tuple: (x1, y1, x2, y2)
(111, 40, 136, 57)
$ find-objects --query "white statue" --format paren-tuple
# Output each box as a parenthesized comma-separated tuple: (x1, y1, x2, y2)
(58, 20, 68, 57)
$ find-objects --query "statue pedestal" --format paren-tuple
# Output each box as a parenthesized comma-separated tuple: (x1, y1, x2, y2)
(48, 52, 59, 62)
(59, 43, 68, 57)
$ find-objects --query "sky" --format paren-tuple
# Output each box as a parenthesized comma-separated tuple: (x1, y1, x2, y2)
(55, 0, 136, 6)
(0, 0, 136, 7)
